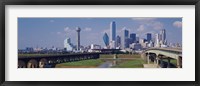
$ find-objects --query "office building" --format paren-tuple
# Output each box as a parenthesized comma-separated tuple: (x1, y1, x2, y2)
(155, 33, 161, 47)
(110, 21, 116, 49)
(146, 33, 152, 43)
(110, 41, 116, 49)
(121, 29, 129, 49)
(160, 29, 166, 45)
(130, 43, 142, 50)
(103, 33, 109, 47)
(130, 33, 136, 43)
(110, 21, 116, 42)
(91, 44, 101, 49)
(64, 38, 74, 51)
(116, 35, 121, 48)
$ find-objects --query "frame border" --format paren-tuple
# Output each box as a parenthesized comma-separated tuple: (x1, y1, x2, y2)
(0, 0, 199, 86)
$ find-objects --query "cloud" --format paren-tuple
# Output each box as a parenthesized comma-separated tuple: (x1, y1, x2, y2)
(121, 27, 126, 31)
(137, 25, 145, 32)
(119, 27, 131, 33)
(49, 20, 55, 23)
(57, 32, 62, 35)
(141, 21, 164, 30)
(63, 27, 76, 37)
(173, 21, 182, 28)
(150, 21, 163, 30)
(132, 18, 164, 33)
(121, 27, 131, 31)
(83, 27, 92, 31)
(64, 27, 71, 32)
(132, 18, 157, 21)
(135, 21, 164, 38)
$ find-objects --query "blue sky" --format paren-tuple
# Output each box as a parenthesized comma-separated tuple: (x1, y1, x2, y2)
(18, 18, 182, 49)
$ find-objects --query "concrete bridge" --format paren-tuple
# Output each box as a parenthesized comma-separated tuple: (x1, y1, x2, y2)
(18, 53, 101, 68)
(142, 48, 182, 68)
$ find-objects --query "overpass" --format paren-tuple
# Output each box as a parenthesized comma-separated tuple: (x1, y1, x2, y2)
(142, 48, 182, 68)
(18, 53, 101, 68)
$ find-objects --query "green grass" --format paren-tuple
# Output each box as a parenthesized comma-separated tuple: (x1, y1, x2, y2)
(100, 54, 114, 58)
(56, 59, 104, 67)
(118, 54, 141, 58)
(170, 59, 177, 65)
(100, 54, 144, 68)
(112, 58, 145, 68)
(100, 54, 141, 59)
(163, 59, 177, 65)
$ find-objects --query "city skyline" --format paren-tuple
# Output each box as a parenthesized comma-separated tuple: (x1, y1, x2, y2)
(18, 18, 182, 49)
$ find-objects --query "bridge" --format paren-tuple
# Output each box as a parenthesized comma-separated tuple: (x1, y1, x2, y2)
(18, 53, 101, 68)
(142, 48, 182, 68)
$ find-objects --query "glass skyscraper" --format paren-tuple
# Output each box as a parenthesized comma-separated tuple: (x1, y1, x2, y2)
(160, 29, 166, 45)
(146, 33, 152, 43)
(122, 29, 129, 49)
(161, 29, 166, 41)
(110, 21, 116, 42)
(124, 30, 129, 38)
(116, 35, 121, 47)
(130, 33, 136, 43)
(103, 33, 109, 46)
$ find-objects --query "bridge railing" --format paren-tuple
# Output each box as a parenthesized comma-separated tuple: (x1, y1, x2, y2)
(18, 52, 103, 58)
(144, 48, 182, 54)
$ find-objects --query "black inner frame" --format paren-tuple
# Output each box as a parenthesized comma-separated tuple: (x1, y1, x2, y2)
(0, 0, 199, 86)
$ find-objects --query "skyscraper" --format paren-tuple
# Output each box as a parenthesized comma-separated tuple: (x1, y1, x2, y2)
(109, 21, 116, 49)
(155, 33, 161, 47)
(136, 37, 139, 43)
(125, 38, 131, 48)
(130, 33, 136, 43)
(110, 21, 116, 42)
(160, 29, 166, 45)
(76, 27, 81, 51)
(103, 33, 109, 47)
(64, 38, 74, 51)
(116, 35, 121, 48)
(124, 29, 129, 38)
(122, 29, 129, 49)
(146, 33, 152, 43)
(110, 41, 116, 49)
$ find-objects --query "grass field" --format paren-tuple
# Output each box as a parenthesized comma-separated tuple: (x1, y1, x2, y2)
(163, 59, 177, 65)
(112, 58, 145, 68)
(55, 59, 104, 68)
(29, 53, 145, 68)
(55, 54, 144, 68)
(100, 54, 141, 59)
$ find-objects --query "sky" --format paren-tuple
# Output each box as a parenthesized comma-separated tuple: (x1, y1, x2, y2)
(18, 18, 182, 49)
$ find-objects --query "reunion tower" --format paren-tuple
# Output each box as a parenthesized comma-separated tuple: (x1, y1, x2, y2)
(76, 27, 81, 51)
